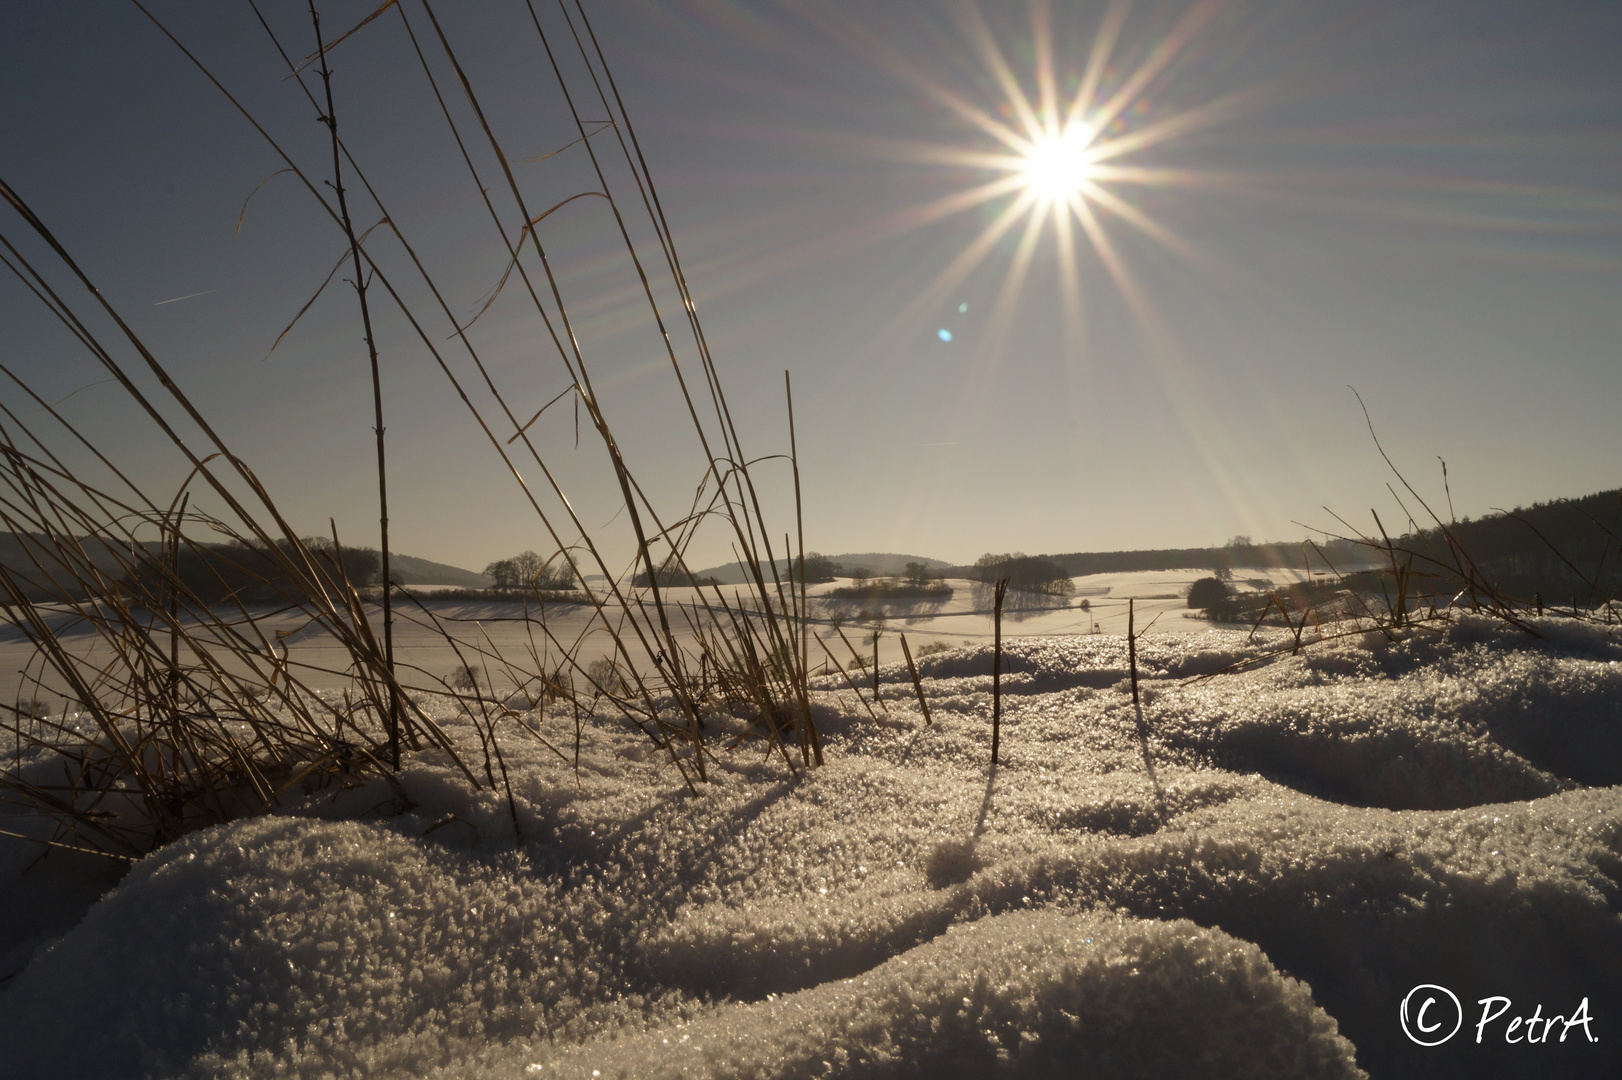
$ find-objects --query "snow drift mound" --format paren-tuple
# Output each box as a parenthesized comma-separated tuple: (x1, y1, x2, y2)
(510, 911, 1362, 1080)
(1168, 617, 1622, 808)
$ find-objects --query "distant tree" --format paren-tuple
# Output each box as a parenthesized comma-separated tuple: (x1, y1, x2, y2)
(633, 552, 685, 588)
(484, 551, 574, 591)
(799, 552, 839, 584)
(511, 550, 545, 586)
(1187, 576, 1231, 610)
(851, 567, 872, 586)
(519, 550, 576, 591)
(903, 561, 928, 586)
(536, 558, 576, 591)
(483, 558, 517, 590)
(447, 664, 480, 695)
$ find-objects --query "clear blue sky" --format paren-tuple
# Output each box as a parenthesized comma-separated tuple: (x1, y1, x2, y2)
(3, 1, 1619, 573)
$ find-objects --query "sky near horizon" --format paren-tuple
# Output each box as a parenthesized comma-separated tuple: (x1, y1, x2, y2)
(3, 1, 1619, 574)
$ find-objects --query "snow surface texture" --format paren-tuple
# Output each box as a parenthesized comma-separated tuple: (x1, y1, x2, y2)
(1, 615, 1619, 1079)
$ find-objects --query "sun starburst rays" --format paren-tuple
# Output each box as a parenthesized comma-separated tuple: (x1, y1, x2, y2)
(835, 0, 1235, 372)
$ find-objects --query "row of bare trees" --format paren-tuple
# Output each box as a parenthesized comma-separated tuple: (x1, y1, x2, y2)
(482, 550, 575, 592)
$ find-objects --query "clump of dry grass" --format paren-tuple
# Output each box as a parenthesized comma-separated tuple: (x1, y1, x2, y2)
(1189, 395, 1606, 683)
(0, 419, 470, 859)
(0, 1, 822, 859)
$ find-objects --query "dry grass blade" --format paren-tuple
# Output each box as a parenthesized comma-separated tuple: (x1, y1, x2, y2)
(516, 120, 615, 163)
(899, 632, 932, 726)
(261, 218, 390, 361)
(457, 192, 608, 335)
(235, 168, 294, 234)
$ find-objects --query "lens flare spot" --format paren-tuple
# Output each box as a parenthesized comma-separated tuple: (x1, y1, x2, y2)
(937, 328, 953, 342)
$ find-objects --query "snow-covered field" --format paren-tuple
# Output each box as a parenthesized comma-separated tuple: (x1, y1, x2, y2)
(807, 567, 1349, 649)
(0, 569, 1356, 712)
(0, 570, 1271, 706)
(2, 615, 1620, 1079)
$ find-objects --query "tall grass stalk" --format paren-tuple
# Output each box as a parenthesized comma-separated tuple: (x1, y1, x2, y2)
(899, 632, 931, 726)
(871, 629, 880, 696)
(991, 576, 1008, 765)
(1127, 597, 1140, 707)
(308, 1, 401, 770)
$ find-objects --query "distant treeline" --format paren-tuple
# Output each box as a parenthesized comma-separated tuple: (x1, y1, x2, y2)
(0, 531, 131, 600)
(0, 531, 382, 606)
(1406, 489, 1622, 604)
(477, 491, 1622, 605)
(131, 539, 382, 607)
(944, 539, 1367, 580)
(996, 488, 1622, 604)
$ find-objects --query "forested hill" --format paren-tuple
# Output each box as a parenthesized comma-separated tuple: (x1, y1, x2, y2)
(1038, 541, 1366, 577)
(940, 539, 1372, 579)
(691, 553, 950, 585)
(0, 531, 131, 596)
(1031, 487, 1622, 603)
(1416, 488, 1622, 602)
(0, 532, 485, 601)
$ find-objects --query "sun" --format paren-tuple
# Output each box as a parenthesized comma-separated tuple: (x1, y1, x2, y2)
(831, 1, 1236, 352)
(1019, 124, 1096, 203)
